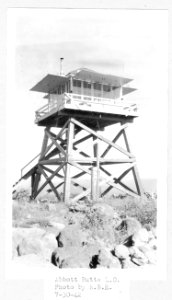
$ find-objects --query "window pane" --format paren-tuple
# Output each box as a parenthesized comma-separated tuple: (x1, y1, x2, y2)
(83, 81, 91, 89)
(103, 85, 111, 92)
(94, 83, 101, 90)
(73, 80, 81, 88)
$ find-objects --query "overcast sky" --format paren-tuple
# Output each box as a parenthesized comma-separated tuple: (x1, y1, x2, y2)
(7, 8, 168, 185)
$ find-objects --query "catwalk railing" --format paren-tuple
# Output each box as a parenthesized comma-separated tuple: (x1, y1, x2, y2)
(35, 93, 138, 122)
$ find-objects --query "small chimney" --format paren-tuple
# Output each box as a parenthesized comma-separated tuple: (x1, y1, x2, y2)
(60, 58, 64, 75)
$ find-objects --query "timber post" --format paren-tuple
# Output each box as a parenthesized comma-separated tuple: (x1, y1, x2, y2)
(63, 119, 74, 203)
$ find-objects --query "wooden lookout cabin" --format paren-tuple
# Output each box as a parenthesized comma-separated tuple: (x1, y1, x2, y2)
(18, 67, 143, 202)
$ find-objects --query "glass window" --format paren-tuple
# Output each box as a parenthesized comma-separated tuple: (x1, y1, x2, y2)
(73, 80, 81, 88)
(83, 81, 91, 89)
(94, 83, 101, 90)
(103, 85, 111, 92)
(57, 85, 65, 94)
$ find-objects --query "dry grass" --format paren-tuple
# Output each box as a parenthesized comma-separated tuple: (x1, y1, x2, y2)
(105, 194, 157, 229)
(12, 188, 157, 231)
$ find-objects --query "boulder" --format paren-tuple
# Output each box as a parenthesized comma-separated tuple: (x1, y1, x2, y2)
(122, 259, 139, 269)
(51, 241, 122, 269)
(12, 228, 46, 257)
(59, 250, 90, 268)
(114, 244, 130, 260)
(138, 245, 157, 265)
(129, 246, 148, 265)
(13, 253, 56, 269)
(132, 228, 150, 247)
(51, 245, 93, 268)
(97, 249, 121, 268)
(17, 237, 43, 256)
(151, 227, 157, 239)
(148, 238, 157, 250)
(13, 228, 57, 262)
(13, 227, 46, 239)
(41, 232, 59, 261)
(115, 217, 142, 238)
(145, 250, 157, 265)
(56, 224, 90, 248)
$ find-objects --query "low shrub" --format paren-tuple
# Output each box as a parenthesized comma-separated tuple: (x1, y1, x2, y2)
(106, 194, 157, 228)
(13, 189, 30, 203)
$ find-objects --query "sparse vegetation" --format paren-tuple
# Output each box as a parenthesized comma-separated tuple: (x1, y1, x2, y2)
(12, 188, 157, 229)
(12, 188, 30, 202)
(12, 187, 157, 268)
(105, 193, 157, 228)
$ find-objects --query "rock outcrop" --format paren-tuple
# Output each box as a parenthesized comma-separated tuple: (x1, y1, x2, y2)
(12, 202, 157, 269)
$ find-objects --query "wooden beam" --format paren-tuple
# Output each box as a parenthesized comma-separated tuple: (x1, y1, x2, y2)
(71, 179, 87, 191)
(69, 160, 91, 175)
(40, 140, 54, 159)
(71, 171, 118, 203)
(101, 124, 128, 158)
(91, 166, 98, 201)
(100, 163, 141, 197)
(47, 181, 64, 193)
(46, 130, 66, 156)
(102, 176, 140, 199)
(44, 147, 60, 160)
(73, 137, 98, 159)
(100, 166, 111, 176)
(36, 163, 65, 196)
(73, 145, 91, 158)
(93, 136, 100, 201)
(59, 110, 134, 124)
(122, 127, 143, 196)
(54, 181, 64, 190)
(116, 180, 138, 196)
(68, 158, 135, 164)
(59, 152, 66, 175)
(71, 118, 135, 158)
(63, 120, 74, 203)
(122, 127, 130, 152)
(41, 165, 64, 178)
(101, 185, 114, 197)
(73, 133, 93, 147)
(39, 129, 49, 160)
(71, 187, 91, 203)
(72, 171, 86, 179)
(54, 119, 69, 140)
(117, 164, 136, 182)
(132, 166, 144, 196)
(100, 164, 141, 198)
(73, 146, 90, 157)
(39, 157, 66, 165)
(31, 172, 41, 198)
(38, 165, 61, 200)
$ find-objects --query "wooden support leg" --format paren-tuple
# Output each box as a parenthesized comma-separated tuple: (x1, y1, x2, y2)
(91, 136, 100, 201)
(132, 165, 144, 196)
(39, 128, 49, 160)
(63, 120, 74, 203)
(31, 171, 41, 199)
(38, 165, 61, 201)
(31, 128, 48, 199)
(31, 173, 35, 199)
(122, 126, 144, 197)
(91, 166, 98, 201)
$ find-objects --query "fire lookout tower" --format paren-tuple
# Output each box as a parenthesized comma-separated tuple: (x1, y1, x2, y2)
(20, 67, 143, 202)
